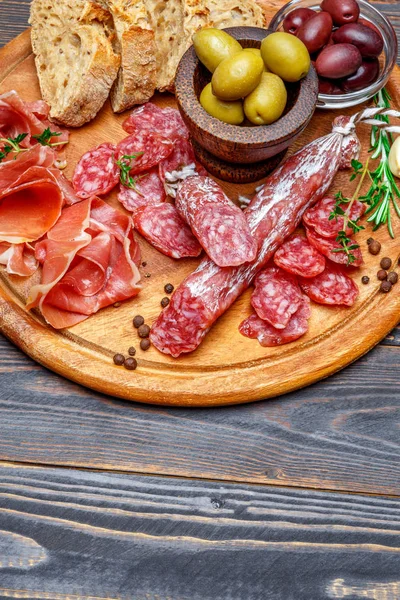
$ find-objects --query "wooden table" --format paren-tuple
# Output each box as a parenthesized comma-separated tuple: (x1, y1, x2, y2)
(1, 2, 400, 598)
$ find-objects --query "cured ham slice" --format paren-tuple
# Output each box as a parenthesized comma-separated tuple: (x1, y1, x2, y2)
(0, 145, 55, 191)
(0, 242, 37, 277)
(0, 166, 63, 244)
(27, 198, 141, 329)
(0, 90, 68, 148)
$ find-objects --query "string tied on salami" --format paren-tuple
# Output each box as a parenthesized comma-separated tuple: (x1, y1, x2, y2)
(332, 107, 400, 136)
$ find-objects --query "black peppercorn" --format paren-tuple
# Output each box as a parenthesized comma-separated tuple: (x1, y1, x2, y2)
(387, 271, 398, 285)
(133, 315, 145, 328)
(164, 283, 174, 294)
(368, 240, 381, 255)
(128, 347, 137, 356)
(161, 297, 170, 308)
(380, 257, 392, 271)
(380, 280, 392, 293)
(113, 354, 125, 366)
(377, 269, 387, 281)
(124, 357, 138, 370)
(140, 339, 151, 351)
(138, 324, 151, 338)
(361, 276, 370, 285)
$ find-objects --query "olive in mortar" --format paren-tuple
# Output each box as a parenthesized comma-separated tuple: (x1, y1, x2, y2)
(193, 28, 310, 126)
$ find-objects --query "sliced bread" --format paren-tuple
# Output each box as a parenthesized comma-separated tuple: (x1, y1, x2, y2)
(29, 0, 120, 127)
(103, 0, 157, 112)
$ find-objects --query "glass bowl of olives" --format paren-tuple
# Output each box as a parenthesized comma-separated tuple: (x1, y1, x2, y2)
(174, 26, 319, 183)
(269, 0, 398, 109)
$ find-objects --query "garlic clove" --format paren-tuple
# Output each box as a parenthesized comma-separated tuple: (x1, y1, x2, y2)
(388, 135, 400, 178)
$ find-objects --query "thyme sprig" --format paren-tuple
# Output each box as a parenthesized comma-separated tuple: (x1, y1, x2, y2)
(360, 88, 400, 238)
(116, 153, 144, 191)
(0, 133, 28, 161)
(329, 158, 370, 265)
(0, 128, 69, 163)
(32, 127, 67, 148)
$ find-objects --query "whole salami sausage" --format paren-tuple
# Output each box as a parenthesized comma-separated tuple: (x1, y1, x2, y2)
(150, 118, 360, 357)
(176, 176, 258, 267)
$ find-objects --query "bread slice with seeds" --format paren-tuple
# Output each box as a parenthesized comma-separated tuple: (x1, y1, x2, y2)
(29, 0, 120, 127)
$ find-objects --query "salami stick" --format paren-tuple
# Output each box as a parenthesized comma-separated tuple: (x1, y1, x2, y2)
(176, 176, 257, 267)
(150, 118, 360, 357)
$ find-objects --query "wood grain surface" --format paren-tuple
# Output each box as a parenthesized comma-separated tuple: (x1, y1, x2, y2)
(0, 462, 399, 600)
(1, 334, 400, 496)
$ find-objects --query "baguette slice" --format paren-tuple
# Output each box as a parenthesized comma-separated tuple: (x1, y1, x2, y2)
(104, 0, 157, 112)
(148, 0, 268, 93)
(29, 0, 120, 127)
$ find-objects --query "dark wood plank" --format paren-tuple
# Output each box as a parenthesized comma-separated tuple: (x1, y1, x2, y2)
(0, 462, 399, 600)
(1, 334, 400, 496)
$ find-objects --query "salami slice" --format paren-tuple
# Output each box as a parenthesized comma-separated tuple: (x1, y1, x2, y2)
(133, 203, 202, 259)
(72, 143, 119, 199)
(251, 266, 303, 329)
(273, 233, 326, 278)
(118, 169, 166, 214)
(176, 176, 257, 267)
(300, 263, 359, 306)
(159, 138, 196, 181)
(239, 296, 311, 347)
(306, 226, 363, 267)
(117, 131, 175, 176)
(122, 103, 189, 140)
(303, 195, 366, 238)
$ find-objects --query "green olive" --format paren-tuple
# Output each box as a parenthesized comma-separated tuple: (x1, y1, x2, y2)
(261, 32, 310, 82)
(244, 72, 287, 125)
(200, 83, 244, 125)
(212, 51, 264, 101)
(243, 47, 269, 71)
(193, 28, 242, 73)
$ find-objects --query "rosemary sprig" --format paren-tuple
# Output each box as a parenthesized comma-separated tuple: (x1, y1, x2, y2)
(328, 159, 369, 265)
(116, 153, 144, 191)
(360, 88, 400, 238)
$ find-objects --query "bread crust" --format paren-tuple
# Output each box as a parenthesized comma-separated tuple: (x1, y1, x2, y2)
(30, 0, 120, 127)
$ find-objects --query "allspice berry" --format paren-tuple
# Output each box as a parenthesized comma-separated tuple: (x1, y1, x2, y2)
(138, 324, 151, 338)
(368, 240, 381, 255)
(387, 271, 398, 285)
(380, 280, 392, 293)
(380, 257, 392, 271)
(377, 269, 387, 281)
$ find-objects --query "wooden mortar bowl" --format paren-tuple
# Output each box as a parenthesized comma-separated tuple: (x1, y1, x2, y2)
(175, 27, 319, 183)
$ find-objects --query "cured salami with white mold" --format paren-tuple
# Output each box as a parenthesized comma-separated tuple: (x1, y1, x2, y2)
(251, 266, 303, 329)
(175, 176, 258, 267)
(274, 233, 326, 278)
(133, 203, 202, 259)
(239, 296, 311, 347)
(150, 116, 361, 357)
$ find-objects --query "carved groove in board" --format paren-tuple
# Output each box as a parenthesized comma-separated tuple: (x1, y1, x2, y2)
(0, 530, 47, 569)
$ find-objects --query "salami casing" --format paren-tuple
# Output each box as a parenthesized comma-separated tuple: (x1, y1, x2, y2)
(300, 263, 359, 306)
(239, 297, 311, 347)
(251, 266, 303, 329)
(274, 233, 326, 278)
(303, 195, 366, 238)
(176, 176, 258, 267)
(133, 203, 202, 259)
(72, 143, 119, 199)
(151, 122, 360, 357)
(305, 226, 363, 267)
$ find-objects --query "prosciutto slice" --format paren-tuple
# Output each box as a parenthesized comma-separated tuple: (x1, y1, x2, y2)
(0, 90, 68, 148)
(0, 242, 37, 277)
(27, 198, 141, 329)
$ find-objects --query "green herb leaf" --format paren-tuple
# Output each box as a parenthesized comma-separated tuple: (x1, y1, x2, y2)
(116, 153, 144, 190)
(32, 127, 62, 146)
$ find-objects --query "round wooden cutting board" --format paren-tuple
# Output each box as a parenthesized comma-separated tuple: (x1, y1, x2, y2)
(1, 26, 400, 407)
